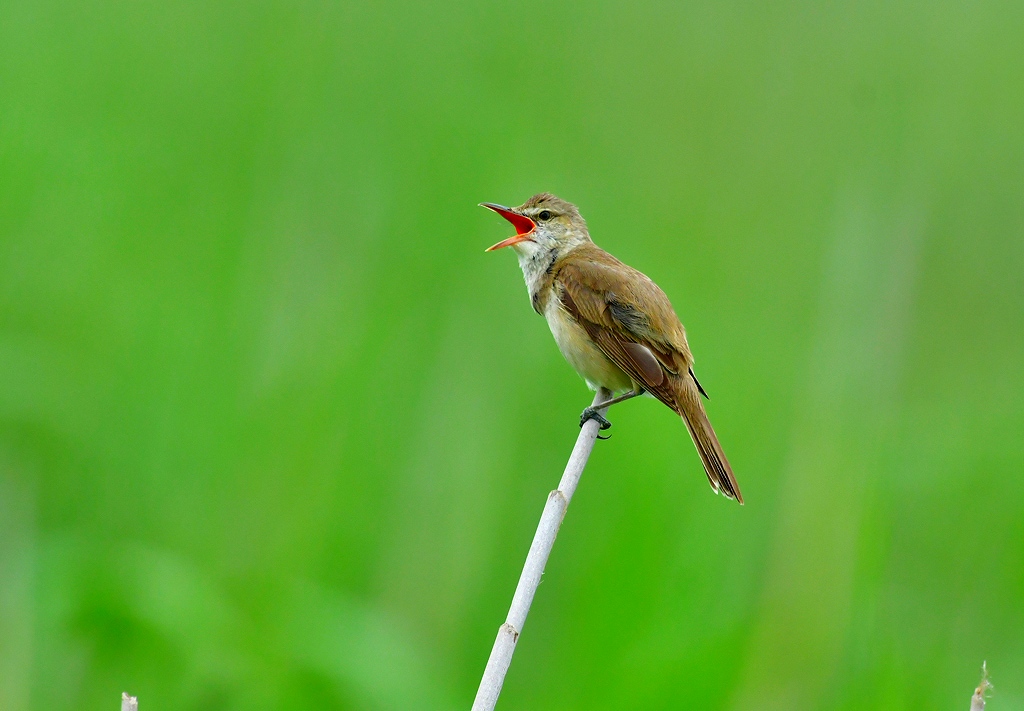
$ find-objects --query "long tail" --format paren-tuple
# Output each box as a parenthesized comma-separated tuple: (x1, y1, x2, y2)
(674, 380, 743, 504)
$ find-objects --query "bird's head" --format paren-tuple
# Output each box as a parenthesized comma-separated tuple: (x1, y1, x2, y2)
(481, 193, 590, 257)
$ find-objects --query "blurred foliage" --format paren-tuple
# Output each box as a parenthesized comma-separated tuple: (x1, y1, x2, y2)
(1, 0, 1022, 709)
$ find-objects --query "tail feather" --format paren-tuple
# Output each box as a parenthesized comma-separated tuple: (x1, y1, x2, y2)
(675, 381, 743, 504)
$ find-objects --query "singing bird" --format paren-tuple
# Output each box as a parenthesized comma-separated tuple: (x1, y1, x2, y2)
(482, 193, 742, 503)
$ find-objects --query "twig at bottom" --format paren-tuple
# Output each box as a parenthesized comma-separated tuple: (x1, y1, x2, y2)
(970, 662, 991, 711)
(470, 388, 612, 711)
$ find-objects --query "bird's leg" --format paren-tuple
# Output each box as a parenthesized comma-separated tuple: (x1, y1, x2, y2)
(579, 388, 645, 434)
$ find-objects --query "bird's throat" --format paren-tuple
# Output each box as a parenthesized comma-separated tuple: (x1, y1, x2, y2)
(515, 242, 559, 313)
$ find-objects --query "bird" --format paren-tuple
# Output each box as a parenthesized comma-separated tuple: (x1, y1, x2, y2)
(482, 193, 742, 503)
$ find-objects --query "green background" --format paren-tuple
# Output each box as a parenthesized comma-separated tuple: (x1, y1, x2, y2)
(1, 1, 1022, 709)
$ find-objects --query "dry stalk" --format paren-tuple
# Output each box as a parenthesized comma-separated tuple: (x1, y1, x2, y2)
(470, 388, 612, 711)
(970, 662, 992, 711)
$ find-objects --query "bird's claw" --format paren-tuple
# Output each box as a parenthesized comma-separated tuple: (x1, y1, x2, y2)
(579, 407, 612, 433)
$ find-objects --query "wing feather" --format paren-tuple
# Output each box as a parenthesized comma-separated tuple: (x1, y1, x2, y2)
(554, 246, 691, 407)
(554, 244, 742, 503)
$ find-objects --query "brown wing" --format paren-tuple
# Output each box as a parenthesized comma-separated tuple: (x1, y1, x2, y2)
(553, 245, 692, 410)
(554, 244, 742, 503)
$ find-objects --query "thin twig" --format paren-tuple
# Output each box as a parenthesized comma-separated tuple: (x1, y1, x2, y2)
(121, 692, 138, 711)
(471, 388, 612, 711)
(970, 662, 991, 711)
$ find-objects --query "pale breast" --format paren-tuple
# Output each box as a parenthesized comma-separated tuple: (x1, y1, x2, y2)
(543, 298, 633, 392)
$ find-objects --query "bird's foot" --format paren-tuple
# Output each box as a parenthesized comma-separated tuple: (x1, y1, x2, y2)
(579, 407, 612, 437)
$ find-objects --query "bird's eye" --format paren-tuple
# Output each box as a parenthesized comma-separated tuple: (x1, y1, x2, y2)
(538, 210, 552, 221)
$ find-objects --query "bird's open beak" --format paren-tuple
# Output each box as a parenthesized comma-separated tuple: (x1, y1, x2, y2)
(480, 203, 536, 251)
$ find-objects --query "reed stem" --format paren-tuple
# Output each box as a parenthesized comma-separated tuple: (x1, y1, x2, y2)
(470, 388, 612, 711)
